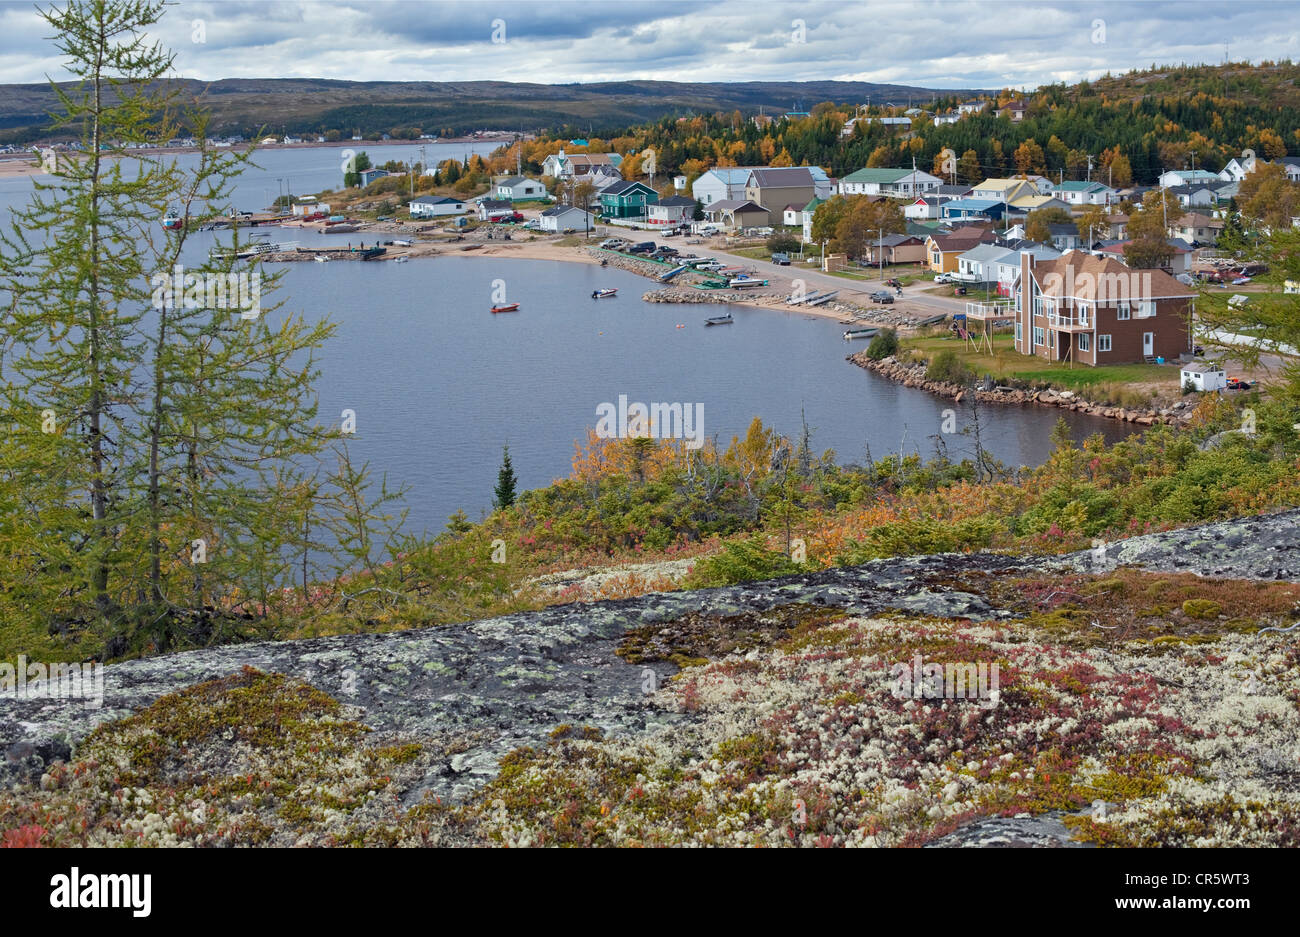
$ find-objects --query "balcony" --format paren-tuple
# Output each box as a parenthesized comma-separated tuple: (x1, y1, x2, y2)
(965, 300, 1016, 320)
(1045, 312, 1092, 331)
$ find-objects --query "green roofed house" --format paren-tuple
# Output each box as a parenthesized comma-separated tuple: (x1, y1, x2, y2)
(838, 167, 943, 198)
(798, 196, 824, 243)
(598, 180, 658, 219)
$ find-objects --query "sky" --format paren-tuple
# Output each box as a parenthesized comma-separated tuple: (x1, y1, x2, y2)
(0, 0, 1295, 90)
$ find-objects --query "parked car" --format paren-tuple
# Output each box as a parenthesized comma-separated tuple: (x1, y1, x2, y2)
(696, 261, 724, 271)
(627, 241, 657, 254)
(934, 273, 953, 283)
(599, 238, 625, 249)
(870, 291, 894, 304)
(663, 229, 679, 238)
(771, 252, 790, 265)
(1227, 378, 1256, 390)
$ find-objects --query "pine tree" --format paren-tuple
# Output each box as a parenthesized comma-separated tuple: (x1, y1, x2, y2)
(494, 446, 517, 508)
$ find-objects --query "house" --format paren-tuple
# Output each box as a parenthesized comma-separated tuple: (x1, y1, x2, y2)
(971, 178, 1040, 204)
(692, 167, 762, 207)
(799, 197, 824, 243)
(782, 204, 802, 226)
(905, 195, 953, 220)
(647, 195, 696, 227)
(1103, 213, 1130, 239)
(1015, 253, 1195, 365)
(1218, 156, 1260, 183)
(495, 175, 548, 201)
(933, 112, 960, 125)
(357, 168, 388, 187)
(1045, 223, 1085, 251)
(956, 243, 1015, 283)
(1280, 157, 1300, 183)
(990, 244, 1060, 296)
(1098, 239, 1193, 275)
(570, 169, 624, 206)
(1024, 174, 1056, 196)
(291, 197, 330, 216)
(1165, 184, 1216, 209)
(408, 195, 466, 218)
(704, 199, 770, 231)
(1172, 212, 1224, 245)
(1011, 194, 1071, 215)
(1158, 169, 1222, 189)
(958, 100, 986, 116)
(538, 204, 595, 232)
(996, 100, 1029, 122)
(838, 167, 943, 198)
(542, 149, 621, 179)
(941, 198, 1009, 223)
(1056, 180, 1114, 206)
(477, 199, 514, 221)
(861, 233, 927, 265)
(745, 167, 818, 214)
(1180, 362, 1227, 392)
(599, 180, 658, 219)
(925, 229, 997, 273)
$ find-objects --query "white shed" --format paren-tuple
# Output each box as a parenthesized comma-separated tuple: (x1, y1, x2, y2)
(1180, 362, 1226, 392)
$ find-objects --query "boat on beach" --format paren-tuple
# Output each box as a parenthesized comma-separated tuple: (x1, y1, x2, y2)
(728, 277, 768, 288)
(843, 327, 879, 340)
(705, 313, 734, 326)
(313, 255, 330, 263)
(491, 303, 520, 313)
(592, 288, 617, 299)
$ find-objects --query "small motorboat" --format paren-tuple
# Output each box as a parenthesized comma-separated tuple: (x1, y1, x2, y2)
(392, 256, 409, 263)
(491, 303, 520, 313)
(704, 313, 733, 326)
(313, 255, 330, 263)
(162, 212, 182, 230)
(592, 288, 617, 299)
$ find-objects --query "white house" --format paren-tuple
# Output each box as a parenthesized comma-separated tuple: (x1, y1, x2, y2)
(477, 198, 514, 221)
(1166, 184, 1217, 209)
(291, 197, 330, 216)
(839, 167, 943, 198)
(691, 167, 762, 207)
(955, 243, 1012, 283)
(647, 195, 696, 227)
(1180, 362, 1226, 392)
(408, 195, 467, 218)
(495, 175, 548, 201)
(933, 112, 960, 125)
(1055, 180, 1114, 206)
(958, 100, 986, 116)
(905, 195, 952, 220)
(800, 197, 824, 242)
(1218, 156, 1260, 183)
(991, 245, 1060, 295)
(1158, 169, 1222, 189)
(538, 204, 595, 232)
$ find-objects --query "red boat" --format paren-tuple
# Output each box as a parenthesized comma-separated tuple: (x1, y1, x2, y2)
(491, 303, 520, 313)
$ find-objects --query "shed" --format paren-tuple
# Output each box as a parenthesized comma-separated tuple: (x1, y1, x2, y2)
(1180, 362, 1226, 392)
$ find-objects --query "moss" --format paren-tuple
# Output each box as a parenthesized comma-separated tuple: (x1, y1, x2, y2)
(1182, 599, 1223, 619)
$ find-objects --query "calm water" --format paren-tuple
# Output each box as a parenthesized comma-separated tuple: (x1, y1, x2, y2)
(1, 146, 1139, 538)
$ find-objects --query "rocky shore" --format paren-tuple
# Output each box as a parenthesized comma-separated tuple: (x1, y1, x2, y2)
(849, 352, 1193, 427)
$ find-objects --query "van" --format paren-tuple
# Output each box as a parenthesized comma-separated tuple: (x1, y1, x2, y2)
(771, 252, 790, 265)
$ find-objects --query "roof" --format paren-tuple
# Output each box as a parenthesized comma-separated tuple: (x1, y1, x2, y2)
(1177, 212, 1223, 227)
(540, 204, 590, 216)
(655, 195, 696, 207)
(1057, 180, 1111, 192)
(802, 196, 826, 212)
(842, 167, 917, 184)
(934, 184, 973, 197)
(602, 179, 656, 196)
(498, 175, 530, 186)
(701, 167, 765, 184)
(1181, 362, 1224, 373)
(479, 199, 511, 209)
(973, 178, 1034, 195)
(929, 231, 994, 251)
(1047, 223, 1080, 235)
(1167, 183, 1215, 195)
(409, 195, 463, 205)
(1098, 238, 1191, 255)
(1030, 254, 1195, 300)
(995, 244, 1061, 265)
(747, 167, 816, 188)
(875, 233, 924, 247)
(959, 243, 1014, 264)
(943, 198, 1004, 211)
(707, 199, 768, 213)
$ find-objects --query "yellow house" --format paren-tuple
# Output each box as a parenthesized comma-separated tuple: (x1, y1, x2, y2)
(925, 230, 992, 273)
(971, 177, 1040, 204)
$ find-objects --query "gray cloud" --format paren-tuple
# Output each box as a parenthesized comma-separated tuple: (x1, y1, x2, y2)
(0, 0, 1294, 89)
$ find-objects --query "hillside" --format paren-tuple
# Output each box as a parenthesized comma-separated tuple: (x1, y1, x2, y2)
(0, 77, 977, 144)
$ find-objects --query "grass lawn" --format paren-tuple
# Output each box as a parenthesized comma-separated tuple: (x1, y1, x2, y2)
(903, 333, 1180, 393)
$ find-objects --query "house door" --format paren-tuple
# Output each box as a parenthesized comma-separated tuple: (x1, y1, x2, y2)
(1143, 332, 1154, 357)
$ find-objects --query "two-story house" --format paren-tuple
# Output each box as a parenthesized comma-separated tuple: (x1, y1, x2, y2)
(838, 167, 943, 198)
(745, 167, 818, 214)
(598, 180, 658, 219)
(1014, 253, 1194, 365)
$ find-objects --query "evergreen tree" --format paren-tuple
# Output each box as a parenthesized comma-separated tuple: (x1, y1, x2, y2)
(494, 446, 517, 507)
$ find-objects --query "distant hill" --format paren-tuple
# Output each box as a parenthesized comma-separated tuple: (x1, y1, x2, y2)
(0, 78, 982, 144)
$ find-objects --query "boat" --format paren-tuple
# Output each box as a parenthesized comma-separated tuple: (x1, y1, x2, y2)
(728, 277, 768, 288)
(162, 211, 183, 230)
(313, 255, 330, 263)
(806, 290, 839, 307)
(591, 288, 618, 299)
(705, 313, 734, 326)
(392, 256, 409, 264)
(913, 313, 948, 327)
(843, 327, 879, 340)
(323, 224, 359, 234)
(491, 303, 520, 313)
(659, 264, 690, 282)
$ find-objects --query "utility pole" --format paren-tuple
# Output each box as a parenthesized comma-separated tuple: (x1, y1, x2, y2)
(1086, 154, 1093, 183)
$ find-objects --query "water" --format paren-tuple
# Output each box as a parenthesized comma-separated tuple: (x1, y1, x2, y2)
(0, 146, 1139, 539)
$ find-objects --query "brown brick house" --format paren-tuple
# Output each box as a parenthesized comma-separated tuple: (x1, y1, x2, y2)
(1015, 253, 1195, 365)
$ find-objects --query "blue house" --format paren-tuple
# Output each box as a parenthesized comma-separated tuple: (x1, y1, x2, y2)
(940, 197, 1007, 222)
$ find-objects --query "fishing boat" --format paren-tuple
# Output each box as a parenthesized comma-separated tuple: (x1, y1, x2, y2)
(491, 303, 520, 313)
(728, 277, 768, 288)
(658, 264, 689, 282)
(704, 313, 734, 326)
(392, 256, 409, 264)
(162, 212, 183, 230)
(843, 327, 879, 340)
(313, 255, 330, 263)
(591, 288, 618, 299)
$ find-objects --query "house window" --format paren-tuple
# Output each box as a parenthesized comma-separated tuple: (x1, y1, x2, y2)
(1014, 322, 1022, 342)
(1078, 302, 1090, 326)
(1078, 333, 1091, 352)
(1033, 327, 1044, 346)
(1116, 303, 1130, 320)
(1098, 334, 1112, 352)
(1137, 301, 1156, 318)
(1048, 330, 1056, 349)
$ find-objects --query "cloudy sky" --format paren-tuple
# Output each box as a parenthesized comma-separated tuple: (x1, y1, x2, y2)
(0, 0, 1295, 89)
